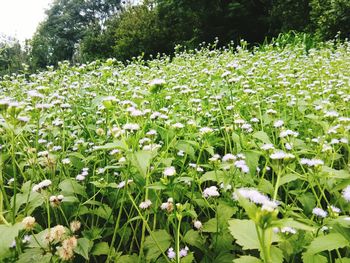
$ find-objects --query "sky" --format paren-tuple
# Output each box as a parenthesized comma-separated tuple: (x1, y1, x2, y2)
(0, 0, 52, 42)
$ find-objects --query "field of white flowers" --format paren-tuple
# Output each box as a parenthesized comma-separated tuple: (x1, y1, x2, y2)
(0, 39, 350, 263)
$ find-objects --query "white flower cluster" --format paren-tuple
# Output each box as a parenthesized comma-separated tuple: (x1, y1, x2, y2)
(300, 158, 324, 167)
(163, 166, 176, 177)
(203, 186, 220, 198)
(32, 179, 52, 192)
(234, 188, 278, 212)
(167, 246, 189, 260)
(76, 167, 89, 181)
(312, 207, 327, 218)
(270, 150, 295, 160)
(139, 199, 152, 209)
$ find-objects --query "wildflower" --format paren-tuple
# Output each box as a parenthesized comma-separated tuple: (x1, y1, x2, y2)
(234, 160, 249, 173)
(203, 186, 220, 198)
(193, 220, 202, 230)
(179, 246, 189, 257)
(22, 235, 31, 243)
(167, 247, 176, 260)
(46, 225, 66, 242)
(139, 199, 152, 209)
(222, 153, 236, 162)
(199, 127, 213, 134)
(22, 216, 36, 231)
(123, 123, 140, 131)
(70, 220, 81, 233)
(300, 158, 324, 167)
(270, 151, 295, 160)
(62, 158, 71, 164)
(163, 166, 176, 177)
(281, 227, 297, 234)
(312, 207, 328, 218)
(342, 185, 350, 202)
(329, 205, 341, 214)
(273, 120, 284, 128)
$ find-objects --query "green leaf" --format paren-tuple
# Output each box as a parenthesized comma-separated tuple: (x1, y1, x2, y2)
(306, 233, 349, 255)
(74, 238, 93, 260)
(144, 230, 171, 261)
(302, 253, 328, 263)
(233, 256, 262, 263)
(93, 141, 127, 151)
(335, 258, 350, 263)
(181, 252, 194, 263)
(270, 246, 283, 263)
(131, 150, 154, 178)
(59, 178, 87, 197)
(244, 151, 261, 176)
(0, 223, 24, 258)
(183, 230, 206, 251)
(279, 173, 299, 186)
(175, 141, 195, 159)
(116, 254, 139, 263)
(199, 171, 225, 184)
(17, 248, 52, 263)
(253, 131, 271, 144)
(202, 218, 218, 233)
(91, 242, 110, 256)
(228, 219, 260, 250)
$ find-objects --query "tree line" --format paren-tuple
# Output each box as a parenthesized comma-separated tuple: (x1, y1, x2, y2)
(1, 0, 350, 76)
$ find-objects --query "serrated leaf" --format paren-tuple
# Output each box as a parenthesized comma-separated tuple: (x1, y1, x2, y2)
(183, 230, 206, 251)
(253, 131, 271, 144)
(233, 256, 262, 263)
(202, 218, 218, 233)
(302, 253, 328, 263)
(116, 254, 139, 262)
(228, 219, 260, 249)
(199, 171, 225, 184)
(0, 223, 24, 258)
(270, 246, 283, 263)
(306, 233, 349, 255)
(59, 178, 87, 197)
(74, 238, 93, 260)
(144, 230, 171, 261)
(131, 150, 154, 178)
(175, 141, 195, 159)
(279, 173, 299, 186)
(91, 242, 109, 256)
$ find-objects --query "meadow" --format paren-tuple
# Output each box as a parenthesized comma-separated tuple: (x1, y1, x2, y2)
(0, 37, 350, 262)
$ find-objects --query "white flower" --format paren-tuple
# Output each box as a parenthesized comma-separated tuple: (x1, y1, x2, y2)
(329, 205, 341, 214)
(167, 247, 176, 259)
(279, 129, 299, 138)
(163, 166, 176, 177)
(270, 151, 295, 160)
(261, 144, 274, 150)
(172, 123, 184, 129)
(222, 153, 236, 162)
(234, 160, 249, 173)
(312, 207, 328, 218)
(274, 120, 284, 128)
(342, 185, 350, 202)
(300, 158, 324, 167)
(123, 123, 140, 131)
(139, 199, 152, 209)
(281, 227, 296, 234)
(199, 127, 213, 134)
(203, 186, 220, 198)
(194, 220, 202, 230)
(150, 78, 166, 86)
(62, 158, 71, 164)
(179, 246, 189, 258)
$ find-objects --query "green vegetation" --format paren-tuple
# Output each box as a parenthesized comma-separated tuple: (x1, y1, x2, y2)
(0, 38, 350, 262)
(2, 0, 350, 76)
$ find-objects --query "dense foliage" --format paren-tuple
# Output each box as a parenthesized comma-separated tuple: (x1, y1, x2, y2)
(1, 38, 350, 262)
(2, 0, 350, 75)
